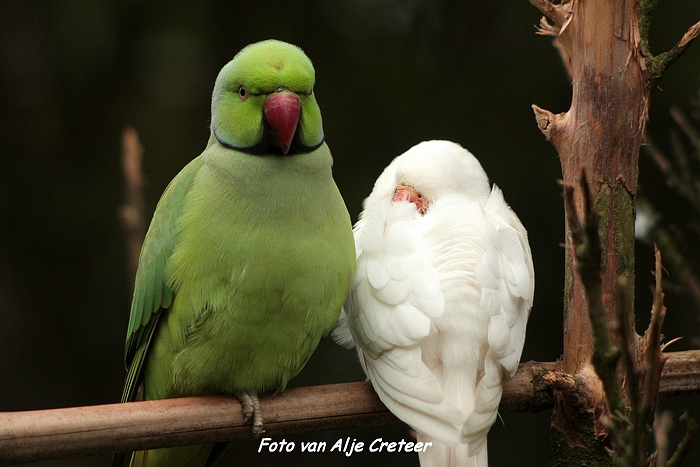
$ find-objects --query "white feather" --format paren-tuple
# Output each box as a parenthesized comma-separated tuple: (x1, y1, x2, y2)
(333, 140, 534, 467)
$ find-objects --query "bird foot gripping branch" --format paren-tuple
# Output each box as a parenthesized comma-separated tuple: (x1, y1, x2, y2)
(239, 392, 264, 436)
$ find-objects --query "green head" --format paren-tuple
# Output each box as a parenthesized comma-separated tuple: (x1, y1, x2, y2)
(211, 40, 324, 155)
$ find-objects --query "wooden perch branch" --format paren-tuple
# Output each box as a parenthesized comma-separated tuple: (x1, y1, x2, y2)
(1, 355, 699, 466)
(0, 382, 391, 466)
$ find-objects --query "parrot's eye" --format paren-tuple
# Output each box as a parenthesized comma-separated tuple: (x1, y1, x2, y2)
(238, 86, 249, 101)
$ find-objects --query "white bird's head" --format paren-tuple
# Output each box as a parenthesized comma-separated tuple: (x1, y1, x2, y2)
(361, 140, 491, 218)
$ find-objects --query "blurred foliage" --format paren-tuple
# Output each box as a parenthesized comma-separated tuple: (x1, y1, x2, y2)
(0, 1, 698, 466)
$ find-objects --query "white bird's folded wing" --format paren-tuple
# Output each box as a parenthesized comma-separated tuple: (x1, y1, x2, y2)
(463, 185, 534, 452)
(336, 199, 465, 446)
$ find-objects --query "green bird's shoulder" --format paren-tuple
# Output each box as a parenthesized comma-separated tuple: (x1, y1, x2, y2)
(121, 155, 205, 401)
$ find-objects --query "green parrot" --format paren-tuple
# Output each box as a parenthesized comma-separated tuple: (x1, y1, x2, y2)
(115, 39, 355, 467)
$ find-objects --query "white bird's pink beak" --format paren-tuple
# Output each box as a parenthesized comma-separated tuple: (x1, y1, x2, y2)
(393, 184, 428, 215)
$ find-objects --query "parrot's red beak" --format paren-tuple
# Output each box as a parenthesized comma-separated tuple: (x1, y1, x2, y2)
(393, 184, 429, 215)
(264, 91, 301, 155)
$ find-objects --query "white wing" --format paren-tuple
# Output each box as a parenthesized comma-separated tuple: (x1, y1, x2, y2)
(336, 198, 465, 446)
(334, 142, 534, 467)
(478, 185, 534, 376)
(462, 185, 534, 452)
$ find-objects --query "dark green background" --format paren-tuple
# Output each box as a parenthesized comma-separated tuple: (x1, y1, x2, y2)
(1, 1, 699, 466)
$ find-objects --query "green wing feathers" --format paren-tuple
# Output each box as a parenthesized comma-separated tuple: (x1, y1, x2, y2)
(122, 156, 204, 402)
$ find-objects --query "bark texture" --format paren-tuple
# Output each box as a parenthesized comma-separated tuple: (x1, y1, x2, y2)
(532, 0, 646, 374)
(530, 0, 649, 464)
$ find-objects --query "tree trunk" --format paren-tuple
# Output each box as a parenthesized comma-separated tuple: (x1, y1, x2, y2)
(530, 0, 648, 464)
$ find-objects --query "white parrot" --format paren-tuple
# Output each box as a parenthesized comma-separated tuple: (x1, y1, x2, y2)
(333, 140, 534, 467)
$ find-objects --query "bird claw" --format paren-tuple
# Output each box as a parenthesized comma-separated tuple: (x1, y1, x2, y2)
(238, 392, 264, 437)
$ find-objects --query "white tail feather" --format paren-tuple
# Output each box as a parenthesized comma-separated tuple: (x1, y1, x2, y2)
(417, 433, 488, 467)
